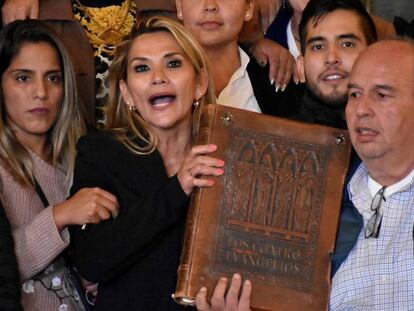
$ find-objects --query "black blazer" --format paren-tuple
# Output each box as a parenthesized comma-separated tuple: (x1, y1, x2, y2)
(69, 130, 191, 311)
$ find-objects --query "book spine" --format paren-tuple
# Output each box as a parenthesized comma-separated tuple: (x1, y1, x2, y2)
(174, 104, 217, 304)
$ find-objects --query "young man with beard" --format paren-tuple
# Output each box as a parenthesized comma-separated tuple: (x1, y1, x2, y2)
(294, 0, 377, 129)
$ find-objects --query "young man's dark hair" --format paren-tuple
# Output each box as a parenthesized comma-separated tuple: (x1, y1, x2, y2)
(299, 0, 377, 54)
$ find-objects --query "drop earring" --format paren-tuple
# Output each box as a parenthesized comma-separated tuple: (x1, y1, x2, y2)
(193, 101, 199, 109)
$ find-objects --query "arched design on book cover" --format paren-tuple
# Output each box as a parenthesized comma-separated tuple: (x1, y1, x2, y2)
(215, 128, 329, 291)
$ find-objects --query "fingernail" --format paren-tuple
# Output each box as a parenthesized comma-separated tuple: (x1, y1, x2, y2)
(217, 169, 224, 175)
(281, 84, 287, 92)
(233, 273, 241, 280)
(244, 280, 251, 287)
(220, 277, 228, 283)
(275, 84, 280, 92)
(270, 79, 275, 86)
(200, 287, 207, 292)
(208, 180, 215, 186)
(259, 60, 266, 67)
(294, 77, 299, 85)
(209, 144, 217, 150)
(218, 160, 225, 166)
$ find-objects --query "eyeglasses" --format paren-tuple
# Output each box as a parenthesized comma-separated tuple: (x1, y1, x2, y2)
(365, 186, 387, 239)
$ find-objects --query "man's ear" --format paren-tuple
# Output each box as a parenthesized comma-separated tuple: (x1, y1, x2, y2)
(119, 79, 133, 105)
(244, 0, 255, 22)
(176, 0, 184, 20)
(296, 55, 306, 83)
(194, 69, 209, 101)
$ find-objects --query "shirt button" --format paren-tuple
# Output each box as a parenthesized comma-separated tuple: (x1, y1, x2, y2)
(59, 304, 68, 311)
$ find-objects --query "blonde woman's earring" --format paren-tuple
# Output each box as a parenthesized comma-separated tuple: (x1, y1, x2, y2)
(193, 101, 199, 109)
(127, 102, 136, 112)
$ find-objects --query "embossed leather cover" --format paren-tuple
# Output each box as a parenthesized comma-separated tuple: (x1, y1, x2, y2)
(174, 104, 351, 311)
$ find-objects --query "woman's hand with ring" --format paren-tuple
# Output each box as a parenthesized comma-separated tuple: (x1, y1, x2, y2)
(178, 144, 225, 196)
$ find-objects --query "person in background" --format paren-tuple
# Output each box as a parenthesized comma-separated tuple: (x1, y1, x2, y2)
(265, 0, 308, 59)
(265, 0, 395, 60)
(254, 0, 282, 33)
(1, 0, 299, 125)
(0, 19, 118, 310)
(176, 0, 301, 117)
(68, 16, 225, 310)
(0, 201, 23, 311)
(1, 0, 142, 127)
(294, 0, 377, 129)
(330, 37, 414, 310)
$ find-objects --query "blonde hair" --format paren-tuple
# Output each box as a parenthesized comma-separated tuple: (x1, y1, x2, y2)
(105, 16, 216, 154)
(0, 20, 86, 188)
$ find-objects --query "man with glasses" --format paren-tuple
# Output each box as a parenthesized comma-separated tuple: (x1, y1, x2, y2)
(330, 38, 414, 310)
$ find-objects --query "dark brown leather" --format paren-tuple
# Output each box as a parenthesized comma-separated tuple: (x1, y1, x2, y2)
(175, 104, 351, 311)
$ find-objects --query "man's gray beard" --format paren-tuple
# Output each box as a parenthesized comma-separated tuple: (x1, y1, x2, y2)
(307, 82, 348, 108)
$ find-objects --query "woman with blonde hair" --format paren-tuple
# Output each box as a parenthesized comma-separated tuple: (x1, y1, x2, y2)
(69, 16, 225, 310)
(0, 19, 118, 310)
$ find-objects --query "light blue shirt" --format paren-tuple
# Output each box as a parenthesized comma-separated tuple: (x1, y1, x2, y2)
(330, 163, 414, 311)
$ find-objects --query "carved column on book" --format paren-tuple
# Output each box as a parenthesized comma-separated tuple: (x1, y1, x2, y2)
(174, 104, 351, 311)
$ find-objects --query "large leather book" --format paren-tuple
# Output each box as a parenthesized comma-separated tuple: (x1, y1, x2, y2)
(174, 104, 351, 310)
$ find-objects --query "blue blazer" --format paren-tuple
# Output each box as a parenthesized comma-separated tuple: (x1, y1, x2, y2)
(330, 156, 363, 276)
(265, 6, 293, 49)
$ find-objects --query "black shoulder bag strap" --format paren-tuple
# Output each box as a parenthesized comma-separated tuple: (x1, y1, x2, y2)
(33, 179, 94, 310)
